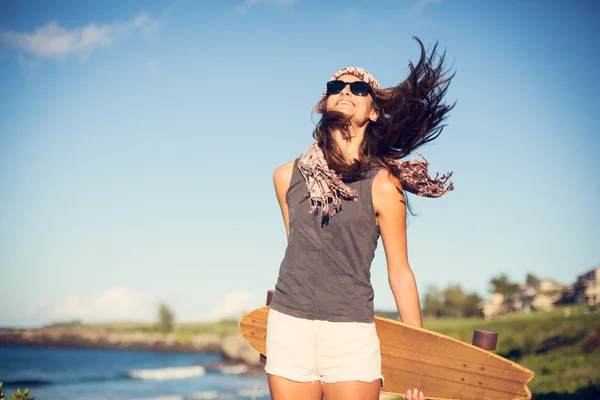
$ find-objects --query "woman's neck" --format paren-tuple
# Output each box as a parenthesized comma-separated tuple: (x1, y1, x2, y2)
(330, 126, 365, 162)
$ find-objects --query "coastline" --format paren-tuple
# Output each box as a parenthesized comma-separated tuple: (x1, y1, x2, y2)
(0, 326, 265, 373)
(2, 329, 414, 399)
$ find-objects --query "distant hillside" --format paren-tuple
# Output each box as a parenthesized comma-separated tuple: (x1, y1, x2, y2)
(375, 310, 399, 320)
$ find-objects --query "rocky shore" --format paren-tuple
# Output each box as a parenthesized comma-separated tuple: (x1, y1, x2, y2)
(0, 327, 264, 372)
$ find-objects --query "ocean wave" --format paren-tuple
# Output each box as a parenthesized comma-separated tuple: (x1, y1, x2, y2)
(186, 391, 223, 400)
(0, 374, 127, 387)
(187, 388, 269, 399)
(219, 364, 248, 375)
(129, 365, 206, 381)
(237, 388, 270, 398)
(2, 364, 246, 388)
(126, 388, 270, 400)
(0, 379, 54, 387)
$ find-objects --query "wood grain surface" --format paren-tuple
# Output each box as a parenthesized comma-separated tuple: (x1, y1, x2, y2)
(238, 306, 534, 400)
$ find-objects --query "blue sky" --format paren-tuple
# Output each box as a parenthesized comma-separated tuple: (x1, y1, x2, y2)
(0, 0, 598, 327)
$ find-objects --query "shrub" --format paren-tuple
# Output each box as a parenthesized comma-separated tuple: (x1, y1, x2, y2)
(0, 383, 35, 400)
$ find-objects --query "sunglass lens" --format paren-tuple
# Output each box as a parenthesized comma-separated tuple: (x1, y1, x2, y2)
(349, 82, 371, 96)
(327, 80, 346, 95)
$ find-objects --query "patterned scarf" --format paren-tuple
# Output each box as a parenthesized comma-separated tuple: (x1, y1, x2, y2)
(297, 143, 454, 219)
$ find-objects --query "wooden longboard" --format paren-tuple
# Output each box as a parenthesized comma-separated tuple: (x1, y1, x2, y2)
(238, 306, 534, 400)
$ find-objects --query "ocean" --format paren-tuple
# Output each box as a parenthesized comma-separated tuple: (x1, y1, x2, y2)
(0, 345, 270, 400)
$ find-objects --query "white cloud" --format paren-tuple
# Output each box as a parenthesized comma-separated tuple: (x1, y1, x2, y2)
(28, 288, 266, 324)
(0, 13, 159, 62)
(211, 290, 264, 320)
(236, 0, 297, 15)
(29, 287, 156, 323)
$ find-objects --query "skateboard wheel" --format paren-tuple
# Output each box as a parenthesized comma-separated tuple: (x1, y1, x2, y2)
(472, 329, 498, 350)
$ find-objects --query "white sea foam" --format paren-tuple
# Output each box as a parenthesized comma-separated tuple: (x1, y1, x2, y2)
(219, 364, 248, 375)
(238, 388, 270, 398)
(188, 388, 269, 399)
(129, 365, 206, 381)
(72, 397, 111, 400)
(187, 391, 226, 399)
(119, 395, 180, 400)
(72, 388, 270, 400)
(133, 397, 184, 400)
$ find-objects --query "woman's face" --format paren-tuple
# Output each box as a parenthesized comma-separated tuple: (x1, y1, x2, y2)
(325, 74, 378, 125)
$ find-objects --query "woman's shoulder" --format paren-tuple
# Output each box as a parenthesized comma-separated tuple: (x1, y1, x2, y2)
(273, 160, 296, 187)
(372, 168, 404, 198)
(372, 168, 406, 214)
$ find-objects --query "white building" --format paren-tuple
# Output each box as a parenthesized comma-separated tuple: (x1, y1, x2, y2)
(575, 266, 600, 306)
(482, 293, 504, 320)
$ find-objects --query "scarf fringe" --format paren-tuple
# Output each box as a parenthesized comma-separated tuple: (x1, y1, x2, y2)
(391, 152, 454, 198)
(297, 143, 453, 219)
(298, 143, 358, 217)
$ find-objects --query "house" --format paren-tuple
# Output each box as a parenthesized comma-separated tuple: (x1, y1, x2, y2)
(518, 285, 538, 313)
(574, 266, 600, 306)
(508, 279, 564, 313)
(479, 267, 598, 319)
(532, 279, 564, 311)
(539, 280, 564, 293)
(481, 293, 504, 320)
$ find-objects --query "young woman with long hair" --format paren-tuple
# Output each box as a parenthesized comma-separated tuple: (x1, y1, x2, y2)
(266, 37, 455, 400)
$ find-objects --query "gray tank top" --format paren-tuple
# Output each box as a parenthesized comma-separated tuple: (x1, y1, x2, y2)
(270, 159, 381, 323)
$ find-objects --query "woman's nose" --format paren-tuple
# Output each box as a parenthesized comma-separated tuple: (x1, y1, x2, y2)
(340, 84, 352, 95)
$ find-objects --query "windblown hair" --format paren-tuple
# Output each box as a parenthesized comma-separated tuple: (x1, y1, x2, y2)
(313, 36, 456, 186)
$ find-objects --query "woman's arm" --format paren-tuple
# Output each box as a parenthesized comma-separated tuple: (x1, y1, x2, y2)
(273, 160, 295, 238)
(372, 169, 423, 327)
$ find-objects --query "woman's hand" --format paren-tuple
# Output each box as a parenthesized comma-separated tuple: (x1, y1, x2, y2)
(406, 388, 425, 400)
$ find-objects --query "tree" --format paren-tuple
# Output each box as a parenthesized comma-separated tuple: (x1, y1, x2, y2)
(463, 293, 484, 318)
(443, 284, 466, 318)
(422, 286, 444, 317)
(423, 285, 485, 319)
(489, 274, 520, 300)
(157, 303, 175, 333)
(526, 272, 540, 288)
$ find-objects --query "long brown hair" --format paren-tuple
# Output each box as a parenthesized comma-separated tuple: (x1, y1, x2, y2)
(313, 36, 455, 185)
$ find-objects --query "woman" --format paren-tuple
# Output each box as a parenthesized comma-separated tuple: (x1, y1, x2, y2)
(266, 37, 455, 400)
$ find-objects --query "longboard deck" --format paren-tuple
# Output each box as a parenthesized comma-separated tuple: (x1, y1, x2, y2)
(238, 306, 534, 400)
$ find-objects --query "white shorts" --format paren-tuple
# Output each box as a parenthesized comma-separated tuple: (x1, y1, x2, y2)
(265, 308, 382, 384)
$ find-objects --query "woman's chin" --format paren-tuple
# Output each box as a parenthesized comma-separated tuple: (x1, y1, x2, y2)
(328, 107, 354, 117)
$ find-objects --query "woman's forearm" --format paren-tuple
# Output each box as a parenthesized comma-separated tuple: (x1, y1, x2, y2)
(389, 271, 423, 327)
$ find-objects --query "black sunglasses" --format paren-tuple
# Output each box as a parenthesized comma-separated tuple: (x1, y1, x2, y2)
(326, 80, 372, 97)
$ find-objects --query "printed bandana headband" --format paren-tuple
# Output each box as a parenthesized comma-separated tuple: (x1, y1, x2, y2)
(322, 66, 382, 98)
